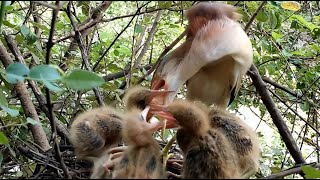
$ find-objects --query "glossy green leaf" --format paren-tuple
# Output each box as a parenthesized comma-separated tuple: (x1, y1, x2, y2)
(42, 79, 63, 92)
(0, 89, 7, 107)
(0, 153, 3, 167)
(5, 62, 29, 84)
(26, 117, 42, 126)
(62, 69, 105, 91)
(0, 132, 9, 145)
(29, 64, 61, 81)
(134, 24, 143, 34)
(301, 166, 320, 179)
(256, 10, 268, 22)
(0, 105, 19, 117)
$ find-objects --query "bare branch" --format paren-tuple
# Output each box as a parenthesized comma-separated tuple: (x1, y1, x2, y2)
(92, 2, 150, 71)
(135, 29, 188, 85)
(0, 37, 50, 152)
(33, 1, 59, 10)
(45, 1, 70, 178)
(66, 2, 104, 106)
(247, 65, 306, 165)
(260, 163, 320, 179)
(133, 10, 163, 68)
(262, 76, 302, 98)
(269, 89, 320, 136)
(244, 1, 267, 32)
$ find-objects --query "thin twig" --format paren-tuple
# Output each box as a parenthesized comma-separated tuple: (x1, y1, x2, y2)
(92, 2, 150, 71)
(133, 10, 163, 68)
(135, 28, 187, 85)
(260, 163, 320, 179)
(268, 89, 320, 136)
(66, 1, 104, 106)
(244, 1, 267, 32)
(33, 1, 59, 10)
(45, 1, 70, 178)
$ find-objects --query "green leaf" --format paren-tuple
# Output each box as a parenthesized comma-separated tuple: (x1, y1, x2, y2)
(20, 24, 30, 37)
(62, 69, 105, 91)
(20, 24, 38, 45)
(302, 166, 320, 179)
(42, 79, 63, 92)
(113, 49, 119, 56)
(3, 20, 16, 28)
(271, 32, 283, 40)
(5, 62, 29, 84)
(116, 46, 131, 56)
(134, 24, 143, 34)
(158, 1, 172, 8)
(0, 132, 9, 145)
(29, 64, 61, 81)
(100, 31, 109, 42)
(0, 89, 7, 107)
(256, 10, 268, 22)
(0, 105, 19, 117)
(0, 153, 3, 167)
(26, 117, 42, 126)
(29, 21, 50, 32)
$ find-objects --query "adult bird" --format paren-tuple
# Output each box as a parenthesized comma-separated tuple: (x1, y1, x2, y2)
(150, 2, 253, 108)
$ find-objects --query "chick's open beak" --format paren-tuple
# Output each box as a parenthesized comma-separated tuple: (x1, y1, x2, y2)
(144, 89, 178, 129)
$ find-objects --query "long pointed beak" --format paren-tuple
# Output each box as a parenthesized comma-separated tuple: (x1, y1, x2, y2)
(151, 75, 165, 90)
(145, 90, 174, 104)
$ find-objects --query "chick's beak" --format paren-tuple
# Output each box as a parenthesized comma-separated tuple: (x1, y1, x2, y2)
(144, 89, 179, 129)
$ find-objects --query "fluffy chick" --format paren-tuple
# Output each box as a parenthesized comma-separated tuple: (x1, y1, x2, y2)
(112, 109, 166, 179)
(69, 107, 123, 179)
(167, 100, 241, 178)
(208, 105, 261, 178)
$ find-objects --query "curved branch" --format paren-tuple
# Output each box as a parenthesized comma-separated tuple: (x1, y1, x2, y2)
(92, 2, 150, 71)
(0, 38, 50, 152)
(45, 1, 70, 178)
(247, 65, 306, 165)
(133, 10, 163, 68)
(260, 163, 320, 179)
(135, 28, 188, 85)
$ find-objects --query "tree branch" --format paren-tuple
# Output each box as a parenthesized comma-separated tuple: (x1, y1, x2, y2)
(135, 28, 188, 85)
(92, 2, 150, 71)
(2, 32, 70, 141)
(247, 65, 306, 165)
(0, 39, 51, 152)
(244, 0, 306, 166)
(66, 2, 104, 106)
(45, 1, 70, 178)
(133, 10, 163, 68)
(58, 1, 112, 71)
(262, 76, 301, 98)
(244, 1, 267, 32)
(260, 163, 320, 179)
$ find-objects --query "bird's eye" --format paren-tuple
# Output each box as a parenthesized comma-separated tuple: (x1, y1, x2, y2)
(138, 100, 146, 110)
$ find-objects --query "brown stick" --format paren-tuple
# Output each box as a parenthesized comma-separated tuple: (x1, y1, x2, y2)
(0, 40, 50, 152)
(45, 1, 70, 178)
(244, 1, 306, 165)
(260, 163, 320, 179)
(135, 29, 188, 85)
(247, 65, 306, 165)
(2, 32, 70, 141)
(66, 2, 104, 106)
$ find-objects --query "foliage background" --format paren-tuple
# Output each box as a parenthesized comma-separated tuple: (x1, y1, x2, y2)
(0, 1, 319, 179)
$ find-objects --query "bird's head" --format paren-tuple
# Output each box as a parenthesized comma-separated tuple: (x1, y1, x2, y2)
(123, 86, 177, 128)
(151, 50, 194, 106)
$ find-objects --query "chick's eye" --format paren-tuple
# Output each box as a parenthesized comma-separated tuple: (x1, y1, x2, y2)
(139, 114, 145, 121)
(138, 100, 146, 110)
